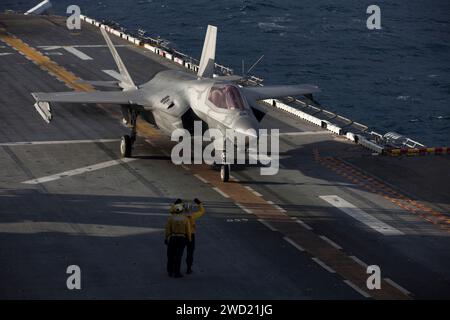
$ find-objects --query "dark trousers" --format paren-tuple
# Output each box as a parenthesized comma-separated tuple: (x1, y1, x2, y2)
(167, 236, 187, 276)
(186, 233, 196, 268)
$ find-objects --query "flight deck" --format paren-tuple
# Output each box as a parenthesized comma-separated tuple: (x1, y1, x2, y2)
(0, 13, 449, 299)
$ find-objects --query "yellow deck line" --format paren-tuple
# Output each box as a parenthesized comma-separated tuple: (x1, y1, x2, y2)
(0, 31, 92, 92)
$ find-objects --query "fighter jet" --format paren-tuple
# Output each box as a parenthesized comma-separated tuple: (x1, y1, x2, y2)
(32, 25, 319, 181)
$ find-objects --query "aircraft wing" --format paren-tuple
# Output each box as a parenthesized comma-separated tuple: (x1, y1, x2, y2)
(31, 90, 148, 123)
(214, 75, 243, 82)
(248, 100, 267, 122)
(32, 90, 147, 105)
(242, 84, 320, 101)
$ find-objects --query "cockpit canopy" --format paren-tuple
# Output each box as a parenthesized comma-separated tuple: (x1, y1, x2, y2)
(208, 84, 245, 110)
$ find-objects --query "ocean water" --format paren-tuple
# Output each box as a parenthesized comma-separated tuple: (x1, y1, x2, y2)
(2, 0, 449, 146)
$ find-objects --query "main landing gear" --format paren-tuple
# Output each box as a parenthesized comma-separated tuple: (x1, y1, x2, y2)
(120, 109, 138, 158)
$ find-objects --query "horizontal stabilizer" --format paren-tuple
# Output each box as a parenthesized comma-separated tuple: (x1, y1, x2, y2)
(242, 84, 320, 101)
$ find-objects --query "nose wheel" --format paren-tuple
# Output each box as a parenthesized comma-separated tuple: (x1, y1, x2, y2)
(220, 149, 230, 182)
(220, 164, 230, 182)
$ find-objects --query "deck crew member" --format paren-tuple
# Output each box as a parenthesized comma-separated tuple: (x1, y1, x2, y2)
(165, 199, 191, 278)
(185, 198, 205, 274)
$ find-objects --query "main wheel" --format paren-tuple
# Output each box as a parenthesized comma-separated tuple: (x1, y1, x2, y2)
(120, 135, 132, 158)
(220, 164, 230, 182)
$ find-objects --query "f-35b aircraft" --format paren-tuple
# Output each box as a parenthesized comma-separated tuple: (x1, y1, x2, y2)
(32, 25, 319, 181)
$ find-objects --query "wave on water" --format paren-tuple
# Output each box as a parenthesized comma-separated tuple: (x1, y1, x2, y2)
(241, 0, 287, 12)
(257, 22, 287, 32)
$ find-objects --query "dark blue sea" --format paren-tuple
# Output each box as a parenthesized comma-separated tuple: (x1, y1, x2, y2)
(2, 0, 449, 146)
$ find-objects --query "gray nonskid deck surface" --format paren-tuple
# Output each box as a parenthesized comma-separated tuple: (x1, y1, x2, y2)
(0, 14, 449, 299)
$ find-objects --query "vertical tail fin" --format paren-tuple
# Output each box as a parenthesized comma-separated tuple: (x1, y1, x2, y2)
(197, 25, 217, 79)
(100, 28, 136, 90)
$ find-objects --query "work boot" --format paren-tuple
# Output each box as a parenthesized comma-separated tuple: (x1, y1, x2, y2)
(186, 267, 193, 274)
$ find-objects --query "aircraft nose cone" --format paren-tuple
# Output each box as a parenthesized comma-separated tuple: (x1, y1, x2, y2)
(232, 117, 259, 139)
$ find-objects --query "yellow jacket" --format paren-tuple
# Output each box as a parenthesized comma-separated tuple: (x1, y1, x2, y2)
(185, 204, 205, 234)
(165, 214, 191, 241)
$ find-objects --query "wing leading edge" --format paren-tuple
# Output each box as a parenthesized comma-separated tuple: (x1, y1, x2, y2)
(32, 90, 147, 105)
(31, 90, 149, 123)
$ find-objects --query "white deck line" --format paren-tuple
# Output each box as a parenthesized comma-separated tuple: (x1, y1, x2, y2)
(235, 203, 253, 214)
(102, 69, 123, 81)
(22, 158, 136, 184)
(212, 187, 230, 198)
(384, 278, 411, 295)
(319, 195, 404, 236)
(319, 235, 342, 250)
(283, 237, 305, 252)
(258, 219, 278, 232)
(311, 257, 336, 273)
(0, 139, 119, 146)
(63, 46, 93, 60)
(343, 280, 371, 298)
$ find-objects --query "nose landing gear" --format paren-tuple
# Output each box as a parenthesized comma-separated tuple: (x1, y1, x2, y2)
(220, 150, 230, 182)
(220, 164, 230, 182)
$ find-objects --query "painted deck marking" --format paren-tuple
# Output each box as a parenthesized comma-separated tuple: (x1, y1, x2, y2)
(0, 139, 119, 146)
(295, 218, 314, 231)
(343, 280, 371, 298)
(319, 235, 342, 250)
(102, 69, 123, 81)
(22, 158, 136, 184)
(63, 46, 93, 60)
(212, 187, 230, 198)
(319, 195, 404, 236)
(284, 237, 305, 252)
(384, 278, 410, 296)
(258, 219, 278, 232)
(312, 257, 336, 273)
(235, 203, 253, 214)
(349, 256, 369, 268)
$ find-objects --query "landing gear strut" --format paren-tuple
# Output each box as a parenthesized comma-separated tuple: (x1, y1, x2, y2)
(220, 150, 230, 182)
(120, 109, 138, 158)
